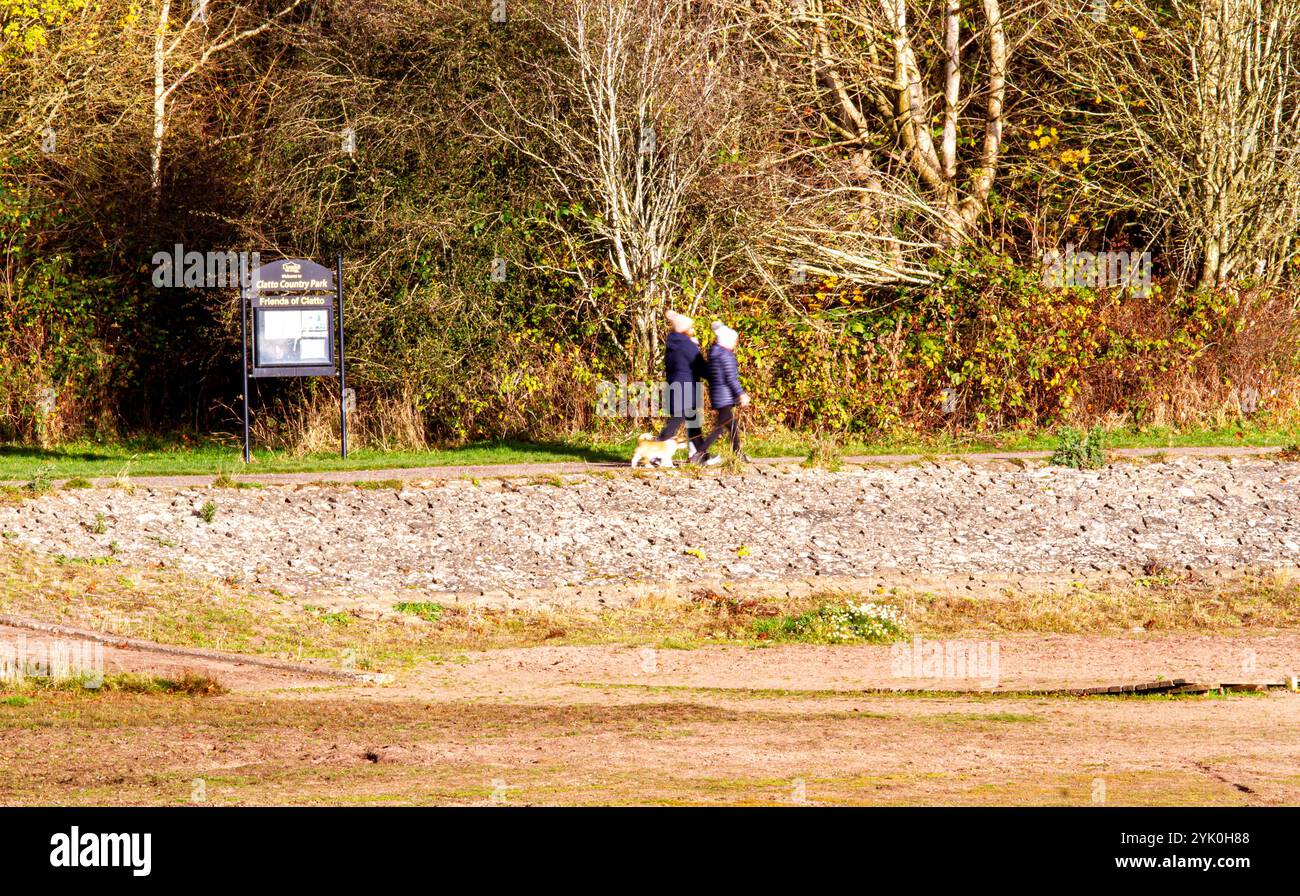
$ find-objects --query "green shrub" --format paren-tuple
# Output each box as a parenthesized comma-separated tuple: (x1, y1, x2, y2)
(751, 601, 906, 644)
(24, 465, 53, 493)
(1050, 426, 1106, 469)
(1281, 429, 1300, 460)
(198, 500, 217, 523)
(394, 601, 443, 623)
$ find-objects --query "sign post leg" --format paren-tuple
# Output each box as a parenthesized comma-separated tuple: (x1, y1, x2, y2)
(240, 257, 251, 464)
(337, 253, 347, 459)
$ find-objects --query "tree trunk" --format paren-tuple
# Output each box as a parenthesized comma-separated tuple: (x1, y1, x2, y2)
(151, 0, 171, 213)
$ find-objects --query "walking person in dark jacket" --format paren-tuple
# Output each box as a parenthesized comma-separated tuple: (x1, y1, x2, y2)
(690, 320, 750, 466)
(657, 310, 708, 456)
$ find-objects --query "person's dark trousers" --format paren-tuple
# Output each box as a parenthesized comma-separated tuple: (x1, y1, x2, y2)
(657, 415, 704, 454)
(660, 379, 705, 454)
(694, 404, 740, 456)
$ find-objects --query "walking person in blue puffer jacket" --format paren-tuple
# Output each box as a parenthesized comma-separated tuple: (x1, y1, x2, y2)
(690, 320, 750, 466)
(657, 309, 708, 456)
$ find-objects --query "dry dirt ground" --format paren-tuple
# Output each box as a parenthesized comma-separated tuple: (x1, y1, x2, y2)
(2, 459, 1299, 806)
(2, 623, 1298, 806)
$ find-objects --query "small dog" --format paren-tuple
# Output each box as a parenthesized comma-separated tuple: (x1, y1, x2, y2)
(631, 432, 687, 469)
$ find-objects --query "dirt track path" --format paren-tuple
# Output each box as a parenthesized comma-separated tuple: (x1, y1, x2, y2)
(0, 623, 346, 693)
(5, 621, 1297, 697)
(394, 632, 1300, 699)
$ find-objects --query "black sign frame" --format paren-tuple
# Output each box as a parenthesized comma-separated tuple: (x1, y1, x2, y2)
(239, 255, 349, 461)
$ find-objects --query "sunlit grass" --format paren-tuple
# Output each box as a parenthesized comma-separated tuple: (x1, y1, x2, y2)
(0, 418, 1293, 480)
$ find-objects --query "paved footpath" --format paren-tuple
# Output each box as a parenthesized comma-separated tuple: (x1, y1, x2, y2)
(3, 446, 1296, 610)
(27, 444, 1285, 489)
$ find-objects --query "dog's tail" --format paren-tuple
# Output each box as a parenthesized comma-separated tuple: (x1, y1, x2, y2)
(638, 432, 655, 441)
